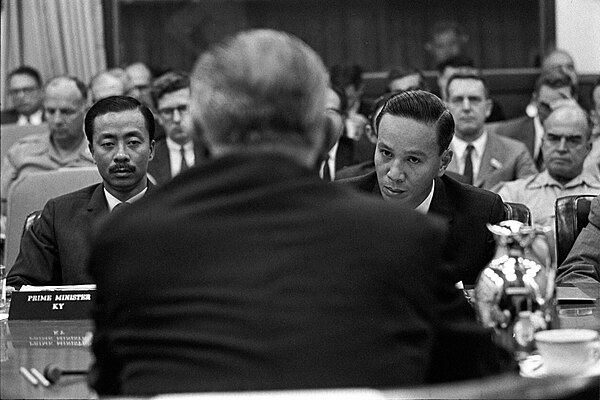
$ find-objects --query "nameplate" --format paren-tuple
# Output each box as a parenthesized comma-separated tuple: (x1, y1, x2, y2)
(8, 290, 95, 320)
(8, 320, 93, 348)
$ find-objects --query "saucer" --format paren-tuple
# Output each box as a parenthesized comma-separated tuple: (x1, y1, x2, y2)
(520, 354, 600, 378)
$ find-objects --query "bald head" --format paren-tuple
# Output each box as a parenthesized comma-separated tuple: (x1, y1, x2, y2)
(542, 104, 591, 184)
(191, 29, 328, 166)
(90, 71, 125, 103)
(542, 49, 577, 85)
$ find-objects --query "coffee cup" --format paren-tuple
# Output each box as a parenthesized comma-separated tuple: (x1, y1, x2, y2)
(534, 329, 600, 376)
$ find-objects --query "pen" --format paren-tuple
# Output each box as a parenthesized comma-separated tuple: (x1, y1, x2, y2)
(19, 367, 39, 386)
(30, 367, 51, 387)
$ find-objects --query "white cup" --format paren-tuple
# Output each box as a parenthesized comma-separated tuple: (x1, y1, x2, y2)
(534, 329, 600, 375)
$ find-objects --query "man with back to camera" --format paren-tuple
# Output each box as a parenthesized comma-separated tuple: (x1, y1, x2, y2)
(337, 90, 506, 285)
(1, 66, 45, 125)
(147, 71, 209, 185)
(444, 73, 537, 190)
(6, 96, 156, 290)
(1, 76, 95, 212)
(497, 103, 600, 234)
(88, 29, 513, 396)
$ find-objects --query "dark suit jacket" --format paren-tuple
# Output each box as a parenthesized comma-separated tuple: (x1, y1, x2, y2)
(338, 172, 506, 284)
(488, 115, 536, 158)
(88, 153, 513, 395)
(147, 139, 209, 185)
(6, 183, 154, 288)
(0, 109, 19, 125)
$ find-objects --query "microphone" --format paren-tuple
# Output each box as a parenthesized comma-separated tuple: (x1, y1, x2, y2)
(43, 364, 88, 384)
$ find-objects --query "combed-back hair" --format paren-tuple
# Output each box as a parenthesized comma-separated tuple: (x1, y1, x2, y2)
(386, 66, 427, 92)
(151, 71, 190, 109)
(191, 29, 328, 150)
(8, 65, 43, 87)
(445, 72, 490, 99)
(84, 95, 155, 144)
(376, 90, 454, 155)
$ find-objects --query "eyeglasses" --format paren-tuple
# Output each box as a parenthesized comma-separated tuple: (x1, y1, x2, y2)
(9, 86, 39, 96)
(158, 104, 189, 121)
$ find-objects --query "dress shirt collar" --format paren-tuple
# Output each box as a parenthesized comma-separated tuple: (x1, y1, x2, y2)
(526, 170, 600, 190)
(452, 131, 487, 159)
(17, 109, 43, 126)
(104, 186, 148, 212)
(533, 115, 545, 158)
(166, 137, 194, 152)
(415, 179, 435, 214)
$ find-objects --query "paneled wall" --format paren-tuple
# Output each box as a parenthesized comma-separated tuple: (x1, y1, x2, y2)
(114, 0, 547, 74)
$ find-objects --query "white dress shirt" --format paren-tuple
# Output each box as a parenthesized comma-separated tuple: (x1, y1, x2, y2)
(167, 137, 195, 177)
(532, 115, 545, 160)
(104, 186, 148, 212)
(320, 142, 339, 181)
(415, 179, 435, 214)
(451, 132, 488, 183)
(17, 109, 43, 126)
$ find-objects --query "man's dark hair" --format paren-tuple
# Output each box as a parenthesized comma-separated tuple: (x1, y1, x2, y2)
(8, 65, 42, 87)
(592, 77, 600, 109)
(534, 67, 575, 95)
(386, 66, 427, 92)
(376, 90, 454, 155)
(329, 85, 348, 115)
(436, 55, 475, 74)
(84, 96, 155, 144)
(330, 64, 363, 91)
(445, 73, 490, 99)
(429, 20, 467, 40)
(151, 71, 190, 109)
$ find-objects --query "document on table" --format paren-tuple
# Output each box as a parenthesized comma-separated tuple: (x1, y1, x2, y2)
(556, 286, 595, 302)
(19, 284, 96, 292)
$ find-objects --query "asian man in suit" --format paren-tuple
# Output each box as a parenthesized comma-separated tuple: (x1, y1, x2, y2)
(88, 29, 512, 396)
(6, 96, 155, 289)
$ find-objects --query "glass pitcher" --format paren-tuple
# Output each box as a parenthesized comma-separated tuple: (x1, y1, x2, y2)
(474, 220, 556, 359)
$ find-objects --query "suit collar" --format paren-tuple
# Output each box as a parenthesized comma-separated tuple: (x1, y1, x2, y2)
(87, 181, 156, 212)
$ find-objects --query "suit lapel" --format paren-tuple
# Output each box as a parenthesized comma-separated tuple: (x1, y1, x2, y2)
(87, 184, 110, 218)
(475, 133, 500, 188)
(429, 177, 454, 225)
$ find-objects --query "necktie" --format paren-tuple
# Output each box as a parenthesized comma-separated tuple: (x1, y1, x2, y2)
(321, 159, 332, 181)
(113, 202, 130, 212)
(535, 151, 544, 171)
(463, 144, 475, 185)
(180, 146, 189, 173)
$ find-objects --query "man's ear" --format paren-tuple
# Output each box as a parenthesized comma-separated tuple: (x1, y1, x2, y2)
(484, 98, 493, 118)
(438, 149, 453, 176)
(148, 139, 156, 161)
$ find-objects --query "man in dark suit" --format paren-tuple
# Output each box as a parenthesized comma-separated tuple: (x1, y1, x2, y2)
(88, 30, 512, 396)
(6, 96, 156, 289)
(1, 66, 44, 125)
(338, 90, 506, 285)
(147, 71, 209, 185)
(488, 68, 576, 170)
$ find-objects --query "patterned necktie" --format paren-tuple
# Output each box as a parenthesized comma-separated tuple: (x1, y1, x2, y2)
(463, 144, 475, 185)
(180, 146, 189, 173)
(535, 151, 544, 171)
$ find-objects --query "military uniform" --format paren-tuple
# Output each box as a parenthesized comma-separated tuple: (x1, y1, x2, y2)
(1, 133, 95, 202)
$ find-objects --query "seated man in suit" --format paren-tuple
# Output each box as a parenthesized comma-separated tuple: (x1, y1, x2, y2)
(489, 68, 576, 170)
(1, 76, 95, 215)
(88, 30, 512, 396)
(147, 71, 209, 185)
(556, 194, 600, 284)
(1, 66, 44, 125)
(338, 90, 506, 285)
(6, 96, 155, 289)
(497, 104, 600, 241)
(444, 73, 537, 190)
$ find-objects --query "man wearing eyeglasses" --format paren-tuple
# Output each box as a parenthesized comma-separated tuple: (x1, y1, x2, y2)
(489, 68, 577, 171)
(147, 71, 209, 185)
(1, 66, 45, 125)
(497, 104, 600, 234)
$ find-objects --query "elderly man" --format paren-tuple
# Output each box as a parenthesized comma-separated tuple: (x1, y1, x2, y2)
(88, 30, 511, 396)
(497, 104, 600, 231)
(125, 62, 154, 108)
(490, 68, 576, 169)
(444, 74, 537, 189)
(1, 76, 95, 208)
(1, 66, 45, 125)
(338, 90, 506, 285)
(89, 70, 126, 103)
(147, 71, 209, 185)
(6, 96, 155, 289)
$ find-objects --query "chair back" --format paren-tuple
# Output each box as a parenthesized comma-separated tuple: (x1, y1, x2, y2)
(4, 167, 101, 271)
(555, 194, 595, 266)
(503, 202, 531, 225)
(0, 123, 49, 164)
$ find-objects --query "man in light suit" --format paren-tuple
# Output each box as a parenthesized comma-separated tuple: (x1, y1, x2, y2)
(488, 68, 576, 170)
(88, 30, 513, 396)
(147, 71, 209, 185)
(6, 96, 155, 289)
(337, 90, 506, 285)
(444, 73, 537, 190)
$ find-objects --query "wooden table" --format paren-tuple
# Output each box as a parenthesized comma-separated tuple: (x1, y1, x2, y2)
(1, 282, 598, 399)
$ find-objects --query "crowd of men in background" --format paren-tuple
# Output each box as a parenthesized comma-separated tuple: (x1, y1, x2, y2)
(0, 21, 599, 395)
